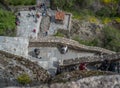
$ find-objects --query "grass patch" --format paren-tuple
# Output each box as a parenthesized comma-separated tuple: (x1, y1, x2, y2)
(5, 0, 36, 6)
(0, 9, 16, 36)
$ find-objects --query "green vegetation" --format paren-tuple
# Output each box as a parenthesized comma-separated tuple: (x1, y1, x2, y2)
(102, 26, 120, 52)
(72, 26, 120, 52)
(101, 0, 119, 4)
(73, 36, 99, 46)
(52, 0, 120, 52)
(0, 9, 16, 36)
(5, 0, 36, 6)
(54, 31, 64, 37)
(52, 0, 120, 19)
(17, 73, 31, 85)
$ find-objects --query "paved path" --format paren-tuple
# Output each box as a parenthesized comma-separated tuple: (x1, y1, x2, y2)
(17, 11, 42, 39)
(38, 16, 50, 37)
(28, 47, 95, 75)
(29, 47, 95, 61)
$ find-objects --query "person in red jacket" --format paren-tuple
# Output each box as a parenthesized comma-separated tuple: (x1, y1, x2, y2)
(33, 29, 36, 33)
(79, 63, 87, 70)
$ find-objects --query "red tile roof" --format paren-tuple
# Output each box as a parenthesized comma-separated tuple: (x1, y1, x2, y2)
(55, 11, 65, 20)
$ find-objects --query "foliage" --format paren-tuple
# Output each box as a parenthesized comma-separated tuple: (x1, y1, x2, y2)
(73, 36, 99, 46)
(115, 17, 120, 23)
(0, 9, 16, 36)
(101, 0, 119, 4)
(52, 0, 75, 10)
(88, 16, 98, 23)
(5, 0, 35, 6)
(102, 17, 112, 24)
(103, 26, 120, 52)
(17, 73, 31, 85)
(54, 31, 64, 37)
(96, 7, 111, 17)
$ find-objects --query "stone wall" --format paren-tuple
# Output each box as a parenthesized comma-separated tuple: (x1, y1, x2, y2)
(10, 5, 36, 12)
(62, 53, 120, 66)
(29, 36, 115, 54)
(0, 36, 29, 57)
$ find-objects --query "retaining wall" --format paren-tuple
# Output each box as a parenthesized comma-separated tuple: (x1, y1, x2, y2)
(62, 53, 120, 66)
(29, 36, 115, 54)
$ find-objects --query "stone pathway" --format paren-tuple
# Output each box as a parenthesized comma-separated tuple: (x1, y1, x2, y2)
(28, 47, 95, 75)
(38, 16, 50, 37)
(29, 47, 95, 61)
(17, 11, 42, 39)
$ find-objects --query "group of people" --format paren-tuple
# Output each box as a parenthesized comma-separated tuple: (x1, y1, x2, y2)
(97, 59, 120, 73)
(55, 59, 120, 75)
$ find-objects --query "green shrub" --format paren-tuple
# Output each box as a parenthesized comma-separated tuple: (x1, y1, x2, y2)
(96, 7, 111, 17)
(54, 32, 64, 37)
(103, 26, 120, 52)
(17, 74, 31, 85)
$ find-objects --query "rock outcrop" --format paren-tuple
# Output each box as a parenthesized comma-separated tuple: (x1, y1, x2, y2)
(49, 75, 120, 88)
(0, 50, 50, 87)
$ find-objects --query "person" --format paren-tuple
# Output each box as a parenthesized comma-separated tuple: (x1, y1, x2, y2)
(79, 63, 87, 70)
(34, 48, 40, 58)
(36, 13, 40, 18)
(97, 59, 109, 71)
(56, 66, 61, 75)
(35, 17, 37, 23)
(18, 12, 21, 16)
(27, 13, 31, 17)
(116, 62, 120, 73)
(61, 45, 68, 54)
(45, 31, 48, 36)
(108, 61, 116, 72)
(33, 29, 36, 33)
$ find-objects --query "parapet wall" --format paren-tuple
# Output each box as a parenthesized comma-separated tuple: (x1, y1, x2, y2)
(30, 36, 115, 54)
(10, 5, 36, 12)
(62, 53, 120, 66)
